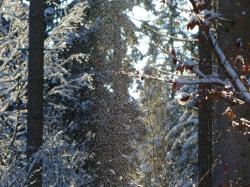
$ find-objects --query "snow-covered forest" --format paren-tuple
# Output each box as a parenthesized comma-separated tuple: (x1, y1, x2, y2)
(0, 0, 249, 186)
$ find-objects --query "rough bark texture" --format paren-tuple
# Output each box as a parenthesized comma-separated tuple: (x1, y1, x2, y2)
(198, 1, 213, 186)
(26, 0, 45, 186)
(198, 94, 213, 187)
(198, 22, 213, 187)
(213, 0, 250, 186)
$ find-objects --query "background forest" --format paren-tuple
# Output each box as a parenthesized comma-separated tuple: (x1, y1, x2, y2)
(0, 0, 249, 187)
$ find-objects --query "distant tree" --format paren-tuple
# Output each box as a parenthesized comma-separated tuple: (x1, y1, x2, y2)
(132, 1, 199, 186)
(75, 1, 145, 185)
(33, 0, 146, 186)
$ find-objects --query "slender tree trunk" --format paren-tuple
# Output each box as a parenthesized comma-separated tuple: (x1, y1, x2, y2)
(213, 0, 250, 186)
(26, 0, 45, 186)
(198, 36, 213, 187)
(198, 1, 213, 186)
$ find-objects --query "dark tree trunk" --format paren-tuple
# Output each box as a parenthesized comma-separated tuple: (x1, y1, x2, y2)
(198, 37, 213, 187)
(198, 1, 213, 186)
(213, 0, 250, 186)
(26, 0, 45, 186)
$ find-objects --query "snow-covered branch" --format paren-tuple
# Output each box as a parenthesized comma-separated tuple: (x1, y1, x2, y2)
(175, 77, 228, 86)
(188, 0, 250, 105)
(208, 31, 250, 105)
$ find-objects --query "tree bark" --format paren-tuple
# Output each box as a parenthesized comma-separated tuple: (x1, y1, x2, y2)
(198, 27, 213, 187)
(198, 1, 213, 186)
(213, 0, 250, 186)
(26, 0, 45, 186)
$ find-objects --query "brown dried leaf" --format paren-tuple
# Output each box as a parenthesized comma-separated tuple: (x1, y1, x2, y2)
(223, 107, 237, 121)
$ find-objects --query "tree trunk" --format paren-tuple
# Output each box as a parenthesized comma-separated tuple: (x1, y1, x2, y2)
(198, 1, 214, 186)
(26, 0, 45, 186)
(213, 0, 250, 186)
(198, 22, 213, 187)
